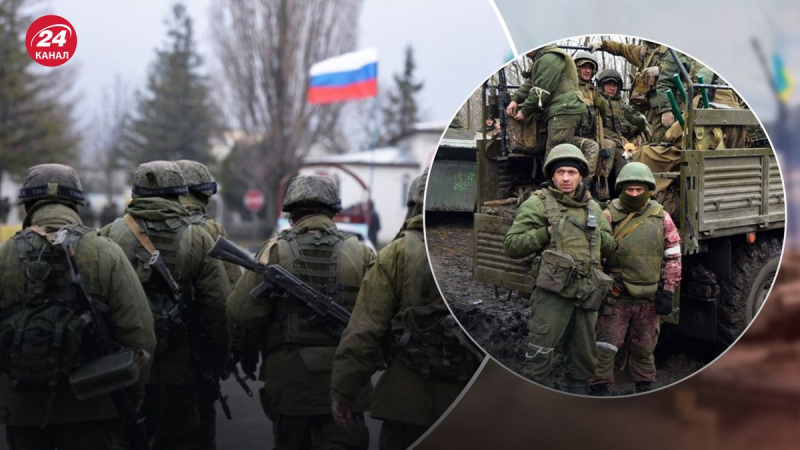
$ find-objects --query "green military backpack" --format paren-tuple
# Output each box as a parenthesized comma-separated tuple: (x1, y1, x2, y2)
(0, 225, 93, 392)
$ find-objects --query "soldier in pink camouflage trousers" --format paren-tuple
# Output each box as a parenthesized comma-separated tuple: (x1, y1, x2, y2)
(589, 162, 681, 395)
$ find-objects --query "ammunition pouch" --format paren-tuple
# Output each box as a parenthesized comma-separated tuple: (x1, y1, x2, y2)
(577, 268, 614, 311)
(622, 281, 659, 300)
(535, 250, 577, 296)
(599, 282, 622, 316)
(68, 349, 141, 400)
(630, 72, 651, 108)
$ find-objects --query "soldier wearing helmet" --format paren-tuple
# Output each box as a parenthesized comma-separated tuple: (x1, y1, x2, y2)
(228, 174, 375, 450)
(505, 45, 597, 180)
(588, 162, 682, 395)
(0, 164, 155, 449)
(504, 145, 615, 394)
(571, 50, 608, 198)
(596, 68, 648, 194)
(100, 161, 231, 449)
(176, 160, 242, 450)
(332, 168, 482, 449)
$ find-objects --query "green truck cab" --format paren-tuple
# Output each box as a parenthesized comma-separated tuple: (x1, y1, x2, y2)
(470, 63, 785, 347)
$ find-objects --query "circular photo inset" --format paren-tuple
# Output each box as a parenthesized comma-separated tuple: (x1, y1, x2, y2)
(425, 35, 786, 396)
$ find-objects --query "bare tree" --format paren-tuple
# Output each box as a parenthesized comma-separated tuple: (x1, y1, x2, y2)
(92, 77, 131, 203)
(212, 0, 362, 228)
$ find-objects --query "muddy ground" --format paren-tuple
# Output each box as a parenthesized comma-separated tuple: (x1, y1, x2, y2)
(426, 211, 711, 396)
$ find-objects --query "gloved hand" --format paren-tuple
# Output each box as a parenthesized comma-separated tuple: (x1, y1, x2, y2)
(661, 111, 675, 128)
(588, 41, 603, 53)
(643, 66, 660, 78)
(599, 148, 611, 159)
(655, 290, 674, 315)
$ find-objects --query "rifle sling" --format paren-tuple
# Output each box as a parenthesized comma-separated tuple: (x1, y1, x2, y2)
(124, 213, 180, 291)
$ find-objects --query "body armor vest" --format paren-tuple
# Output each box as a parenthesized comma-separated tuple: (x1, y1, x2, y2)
(534, 46, 582, 118)
(538, 189, 601, 273)
(390, 229, 481, 381)
(266, 227, 360, 349)
(607, 199, 664, 300)
(601, 96, 637, 139)
(577, 81, 597, 139)
(128, 216, 193, 353)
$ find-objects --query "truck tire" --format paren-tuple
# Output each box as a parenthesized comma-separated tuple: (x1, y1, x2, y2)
(717, 236, 782, 348)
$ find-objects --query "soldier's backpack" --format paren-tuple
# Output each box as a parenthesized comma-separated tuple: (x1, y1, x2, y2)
(0, 225, 94, 423)
(390, 303, 482, 381)
(388, 229, 482, 381)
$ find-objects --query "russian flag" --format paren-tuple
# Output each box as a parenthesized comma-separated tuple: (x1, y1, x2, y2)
(308, 48, 378, 104)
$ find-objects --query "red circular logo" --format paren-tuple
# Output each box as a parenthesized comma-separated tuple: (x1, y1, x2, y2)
(25, 15, 77, 67)
(244, 189, 265, 212)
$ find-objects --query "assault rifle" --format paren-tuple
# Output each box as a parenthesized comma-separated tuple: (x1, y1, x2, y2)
(207, 237, 351, 338)
(54, 229, 150, 450)
(147, 250, 234, 420)
(497, 68, 510, 157)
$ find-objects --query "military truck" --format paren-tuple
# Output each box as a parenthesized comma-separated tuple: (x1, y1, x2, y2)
(470, 55, 785, 348)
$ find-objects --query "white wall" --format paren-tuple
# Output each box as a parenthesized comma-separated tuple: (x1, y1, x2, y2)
(299, 164, 422, 245)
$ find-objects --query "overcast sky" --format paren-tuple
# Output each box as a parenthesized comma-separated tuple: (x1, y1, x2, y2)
(40, 0, 510, 143)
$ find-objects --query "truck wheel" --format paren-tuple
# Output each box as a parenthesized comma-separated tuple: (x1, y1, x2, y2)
(717, 236, 782, 348)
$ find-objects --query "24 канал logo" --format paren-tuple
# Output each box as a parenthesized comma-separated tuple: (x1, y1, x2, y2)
(26, 15, 77, 67)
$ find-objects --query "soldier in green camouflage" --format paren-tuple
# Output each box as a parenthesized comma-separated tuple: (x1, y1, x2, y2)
(176, 160, 242, 450)
(505, 46, 599, 179)
(100, 161, 231, 450)
(596, 69, 647, 193)
(504, 145, 615, 394)
(589, 39, 694, 199)
(228, 175, 375, 450)
(0, 164, 156, 449)
(331, 169, 482, 450)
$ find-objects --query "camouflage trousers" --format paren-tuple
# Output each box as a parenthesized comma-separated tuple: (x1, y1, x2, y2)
(590, 301, 660, 385)
(544, 114, 599, 179)
(523, 288, 598, 383)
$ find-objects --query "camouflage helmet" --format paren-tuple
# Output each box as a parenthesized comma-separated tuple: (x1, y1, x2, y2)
(131, 161, 189, 198)
(282, 175, 342, 212)
(18, 164, 85, 206)
(410, 167, 430, 206)
(544, 144, 589, 178)
(615, 162, 656, 190)
(597, 68, 623, 88)
(176, 160, 217, 198)
(574, 51, 598, 73)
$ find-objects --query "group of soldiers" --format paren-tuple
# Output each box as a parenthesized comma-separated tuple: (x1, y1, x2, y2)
(502, 38, 754, 215)
(0, 161, 482, 450)
(500, 38, 698, 395)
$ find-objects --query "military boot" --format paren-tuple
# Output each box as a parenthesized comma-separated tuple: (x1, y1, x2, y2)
(564, 377, 588, 395)
(635, 381, 652, 393)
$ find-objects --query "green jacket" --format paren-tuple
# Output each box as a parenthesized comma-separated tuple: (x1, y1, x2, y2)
(228, 214, 375, 416)
(599, 91, 647, 142)
(504, 184, 614, 264)
(331, 215, 470, 426)
(518, 45, 586, 121)
(100, 197, 231, 385)
(181, 194, 242, 288)
(602, 41, 693, 114)
(0, 203, 156, 426)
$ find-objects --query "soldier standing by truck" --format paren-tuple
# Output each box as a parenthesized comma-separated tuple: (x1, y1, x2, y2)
(331, 170, 482, 449)
(101, 161, 231, 450)
(228, 175, 375, 450)
(504, 145, 615, 394)
(0, 164, 156, 449)
(589, 163, 682, 395)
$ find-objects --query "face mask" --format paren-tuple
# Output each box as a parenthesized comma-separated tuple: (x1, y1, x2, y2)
(619, 186, 650, 211)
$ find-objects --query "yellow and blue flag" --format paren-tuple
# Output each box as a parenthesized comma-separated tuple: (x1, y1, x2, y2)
(773, 53, 794, 102)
